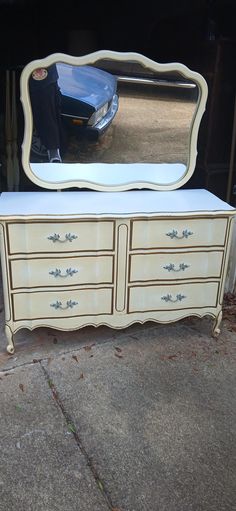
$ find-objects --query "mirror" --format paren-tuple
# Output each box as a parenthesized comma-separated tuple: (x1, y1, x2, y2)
(20, 50, 208, 191)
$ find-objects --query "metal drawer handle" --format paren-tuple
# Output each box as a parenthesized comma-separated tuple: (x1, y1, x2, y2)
(163, 263, 189, 272)
(166, 229, 193, 239)
(161, 293, 186, 303)
(50, 300, 78, 310)
(47, 233, 78, 243)
(49, 268, 78, 278)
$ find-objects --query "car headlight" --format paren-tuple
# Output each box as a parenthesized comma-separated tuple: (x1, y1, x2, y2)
(88, 103, 108, 126)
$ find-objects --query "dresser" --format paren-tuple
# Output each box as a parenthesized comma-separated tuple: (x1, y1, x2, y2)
(0, 189, 235, 354)
(1, 50, 235, 353)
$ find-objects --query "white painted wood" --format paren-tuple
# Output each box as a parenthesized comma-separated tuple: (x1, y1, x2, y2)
(7, 219, 114, 253)
(131, 218, 228, 248)
(129, 251, 224, 281)
(10, 255, 114, 289)
(128, 282, 219, 312)
(0, 190, 234, 216)
(0, 189, 235, 354)
(12, 288, 113, 321)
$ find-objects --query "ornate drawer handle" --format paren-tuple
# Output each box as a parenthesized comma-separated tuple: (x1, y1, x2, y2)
(50, 300, 78, 310)
(161, 293, 186, 303)
(163, 263, 190, 272)
(49, 268, 78, 278)
(166, 229, 193, 239)
(47, 233, 78, 243)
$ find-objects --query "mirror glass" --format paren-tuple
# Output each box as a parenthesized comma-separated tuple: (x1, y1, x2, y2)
(20, 51, 208, 191)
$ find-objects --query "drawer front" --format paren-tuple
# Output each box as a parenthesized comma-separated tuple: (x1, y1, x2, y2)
(128, 282, 219, 312)
(12, 288, 113, 321)
(7, 221, 114, 254)
(10, 255, 114, 289)
(131, 218, 228, 249)
(129, 251, 223, 282)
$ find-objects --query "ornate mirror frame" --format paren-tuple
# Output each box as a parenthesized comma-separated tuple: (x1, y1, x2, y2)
(20, 50, 208, 191)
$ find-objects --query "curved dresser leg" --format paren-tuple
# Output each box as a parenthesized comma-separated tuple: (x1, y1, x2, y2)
(5, 325, 15, 354)
(212, 310, 222, 338)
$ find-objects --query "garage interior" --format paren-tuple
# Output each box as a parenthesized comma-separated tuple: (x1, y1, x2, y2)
(0, 0, 236, 204)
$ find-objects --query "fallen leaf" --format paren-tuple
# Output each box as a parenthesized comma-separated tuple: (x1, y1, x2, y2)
(160, 354, 178, 361)
(115, 353, 123, 359)
(83, 344, 95, 351)
(67, 422, 76, 433)
(19, 384, 24, 392)
(115, 346, 122, 353)
(72, 355, 79, 363)
(97, 480, 104, 491)
(79, 373, 84, 379)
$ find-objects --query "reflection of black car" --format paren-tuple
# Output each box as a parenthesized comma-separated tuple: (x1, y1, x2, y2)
(31, 63, 119, 159)
(57, 63, 119, 139)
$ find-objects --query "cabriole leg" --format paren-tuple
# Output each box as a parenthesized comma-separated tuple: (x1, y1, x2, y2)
(5, 325, 15, 354)
(212, 310, 222, 338)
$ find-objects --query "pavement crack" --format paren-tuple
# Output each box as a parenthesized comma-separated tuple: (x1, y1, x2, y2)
(40, 363, 114, 510)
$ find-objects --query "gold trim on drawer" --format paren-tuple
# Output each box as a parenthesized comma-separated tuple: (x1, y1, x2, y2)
(129, 250, 224, 282)
(10, 255, 114, 289)
(128, 282, 219, 313)
(7, 220, 115, 254)
(130, 217, 228, 249)
(12, 287, 113, 321)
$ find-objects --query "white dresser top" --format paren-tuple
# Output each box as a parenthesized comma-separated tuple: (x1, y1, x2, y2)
(0, 189, 235, 218)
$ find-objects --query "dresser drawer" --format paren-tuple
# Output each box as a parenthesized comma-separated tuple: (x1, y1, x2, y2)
(10, 255, 114, 289)
(12, 288, 113, 321)
(131, 218, 228, 249)
(128, 282, 219, 312)
(129, 251, 223, 282)
(7, 221, 114, 254)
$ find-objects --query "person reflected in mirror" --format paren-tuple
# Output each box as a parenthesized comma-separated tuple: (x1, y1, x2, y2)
(29, 64, 66, 163)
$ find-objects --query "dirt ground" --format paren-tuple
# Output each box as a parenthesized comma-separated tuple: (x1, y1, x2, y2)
(63, 85, 197, 166)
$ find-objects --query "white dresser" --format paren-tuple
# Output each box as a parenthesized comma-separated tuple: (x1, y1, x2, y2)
(1, 50, 235, 353)
(0, 189, 235, 354)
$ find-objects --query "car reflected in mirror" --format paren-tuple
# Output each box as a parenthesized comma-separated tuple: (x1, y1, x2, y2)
(30, 63, 119, 162)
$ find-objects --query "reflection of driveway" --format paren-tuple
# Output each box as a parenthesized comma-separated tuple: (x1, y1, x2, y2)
(64, 87, 196, 164)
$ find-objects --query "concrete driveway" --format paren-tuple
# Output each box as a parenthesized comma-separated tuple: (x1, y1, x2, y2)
(0, 287, 236, 510)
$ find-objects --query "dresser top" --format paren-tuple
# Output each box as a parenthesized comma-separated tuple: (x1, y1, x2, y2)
(0, 189, 235, 218)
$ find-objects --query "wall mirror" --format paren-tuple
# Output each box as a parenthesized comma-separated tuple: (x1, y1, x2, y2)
(20, 50, 208, 191)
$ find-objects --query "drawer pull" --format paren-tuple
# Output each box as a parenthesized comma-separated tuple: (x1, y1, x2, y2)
(50, 299, 78, 310)
(161, 293, 186, 303)
(163, 263, 189, 272)
(49, 268, 78, 278)
(47, 233, 78, 243)
(166, 229, 193, 240)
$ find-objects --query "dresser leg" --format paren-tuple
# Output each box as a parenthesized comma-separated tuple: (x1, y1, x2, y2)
(212, 310, 222, 338)
(5, 325, 15, 354)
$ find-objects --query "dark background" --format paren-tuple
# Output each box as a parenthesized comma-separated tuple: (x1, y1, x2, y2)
(0, 0, 236, 202)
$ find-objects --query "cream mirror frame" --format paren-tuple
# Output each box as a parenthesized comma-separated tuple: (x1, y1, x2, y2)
(20, 50, 208, 191)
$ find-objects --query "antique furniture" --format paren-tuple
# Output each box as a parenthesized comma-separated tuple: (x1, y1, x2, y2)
(0, 50, 235, 354)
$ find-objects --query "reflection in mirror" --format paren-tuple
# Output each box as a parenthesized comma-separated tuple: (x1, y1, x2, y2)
(20, 51, 208, 190)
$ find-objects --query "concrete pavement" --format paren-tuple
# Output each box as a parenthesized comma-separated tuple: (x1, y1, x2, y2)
(0, 300, 236, 510)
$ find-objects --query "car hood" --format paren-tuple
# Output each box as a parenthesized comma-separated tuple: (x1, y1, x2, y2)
(56, 63, 117, 110)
